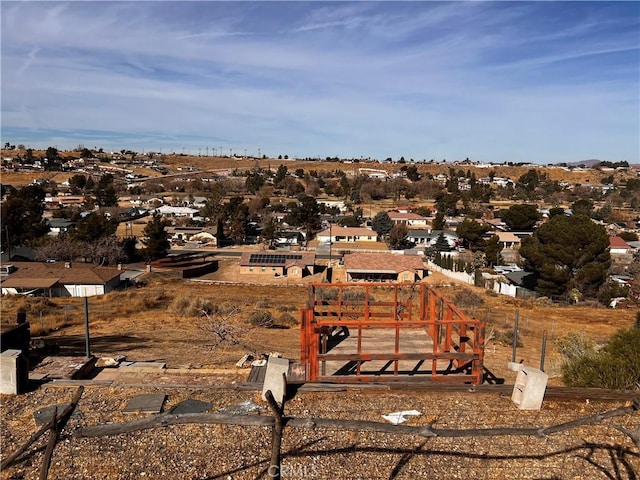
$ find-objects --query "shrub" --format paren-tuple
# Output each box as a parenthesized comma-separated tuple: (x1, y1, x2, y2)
(597, 280, 630, 306)
(496, 329, 523, 347)
(247, 310, 274, 327)
(170, 296, 192, 316)
(256, 298, 270, 309)
(453, 288, 484, 308)
(276, 305, 297, 312)
(317, 287, 338, 301)
(561, 328, 640, 390)
(555, 332, 596, 361)
(277, 313, 297, 326)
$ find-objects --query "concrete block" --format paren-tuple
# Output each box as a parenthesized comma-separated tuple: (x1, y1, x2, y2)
(261, 356, 289, 405)
(507, 362, 523, 372)
(0, 349, 29, 395)
(512, 366, 548, 410)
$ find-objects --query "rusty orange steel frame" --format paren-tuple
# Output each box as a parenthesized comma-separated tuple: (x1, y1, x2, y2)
(300, 283, 486, 384)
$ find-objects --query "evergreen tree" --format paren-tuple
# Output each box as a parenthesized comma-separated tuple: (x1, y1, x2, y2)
(1, 184, 49, 248)
(500, 204, 541, 231)
(520, 214, 610, 297)
(434, 232, 451, 251)
(371, 211, 393, 236)
(432, 211, 446, 230)
(143, 213, 170, 260)
(456, 219, 490, 250)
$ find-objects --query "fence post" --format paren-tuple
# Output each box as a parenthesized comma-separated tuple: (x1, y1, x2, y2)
(511, 310, 519, 363)
(540, 330, 547, 372)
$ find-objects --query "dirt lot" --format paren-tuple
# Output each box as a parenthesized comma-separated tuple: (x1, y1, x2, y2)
(1, 267, 637, 384)
(1, 270, 639, 479)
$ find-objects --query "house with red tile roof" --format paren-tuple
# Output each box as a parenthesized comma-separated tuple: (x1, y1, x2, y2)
(609, 236, 633, 255)
(343, 253, 426, 282)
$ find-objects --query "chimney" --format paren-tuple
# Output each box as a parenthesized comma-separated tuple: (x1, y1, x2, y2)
(146, 264, 152, 273)
(64, 262, 72, 268)
(117, 263, 122, 271)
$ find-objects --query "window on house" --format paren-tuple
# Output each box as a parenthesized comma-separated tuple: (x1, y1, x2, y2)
(261, 266, 266, 272)
(404, 273, 410, 281)
(249, 266, 253, 272)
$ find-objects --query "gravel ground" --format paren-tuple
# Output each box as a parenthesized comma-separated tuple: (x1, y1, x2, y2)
(1, 385, 638, 480)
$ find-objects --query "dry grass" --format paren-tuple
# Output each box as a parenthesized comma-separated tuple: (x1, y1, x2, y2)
(1, 270, 636, 379)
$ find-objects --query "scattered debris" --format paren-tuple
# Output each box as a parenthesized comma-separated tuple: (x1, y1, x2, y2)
(170, 398, 213, 415)
(34, 403, 83, 425)
(123, 394, 167, 414)
(381, 410, 421, 425)
(218, 400, 262, 415)
(124, 362, 166, 369)
(96, 357, 120, 368)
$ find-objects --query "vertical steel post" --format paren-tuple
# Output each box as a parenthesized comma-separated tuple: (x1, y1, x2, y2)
(511, 309, 519, 363)
(84, 296, 91, 358)
(540, 330, 548, 372)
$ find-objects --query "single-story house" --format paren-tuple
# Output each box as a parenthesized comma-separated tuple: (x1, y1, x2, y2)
(47, 218, 76, 236)
(316, 226, 378, 244)
(0, 262, 121, 297)
(406, 230, 459, 248)
(343, 253, 426, 282)
(494, 231, 522, 249)
(167, 226, 218, 246)
(387, 211, 429, 228)
(609, 236, 633, 255)
(155, 205, 201, 219)
(238, 252, 316, 279)
(275, 230, 305, 246)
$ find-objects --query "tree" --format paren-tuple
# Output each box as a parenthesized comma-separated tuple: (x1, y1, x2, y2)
(432, 211, 446, 230)
(548, 207, 565, 218)
(94, 174, 118, 207)
(1, 184, 49, 248)
(261, 218, 278, 248)
(500, 204, 541, 231)
(284, 195, 321, 243)
(80, 148, 94, 158)
(387, 224, 408, 249)
(371, 211, 393, 237)
(516, 169, 541, 192)
(72, 212, 118, 243)
(482, 235, 503, 266)
(433, 232, 451, 251)
(143, 213, 170, 260)
(274, 165, 288, 185)
(519, 214, 610, 297)
(68, 174, 87, 193)
(45, 146, 61, 171)
(571, 199, 594, 217)
(456, 219, 489, 250)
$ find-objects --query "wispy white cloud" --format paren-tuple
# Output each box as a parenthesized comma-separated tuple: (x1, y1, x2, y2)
(1, 1, 638, 162)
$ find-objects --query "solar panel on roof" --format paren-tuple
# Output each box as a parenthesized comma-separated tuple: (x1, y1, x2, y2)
(248, 253, 303, 264)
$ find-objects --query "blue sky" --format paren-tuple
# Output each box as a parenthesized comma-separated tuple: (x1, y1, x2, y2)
(1, 1, 638, 163)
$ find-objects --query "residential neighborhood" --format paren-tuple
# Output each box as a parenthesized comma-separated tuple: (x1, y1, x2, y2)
(1, 148, 638, 306)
